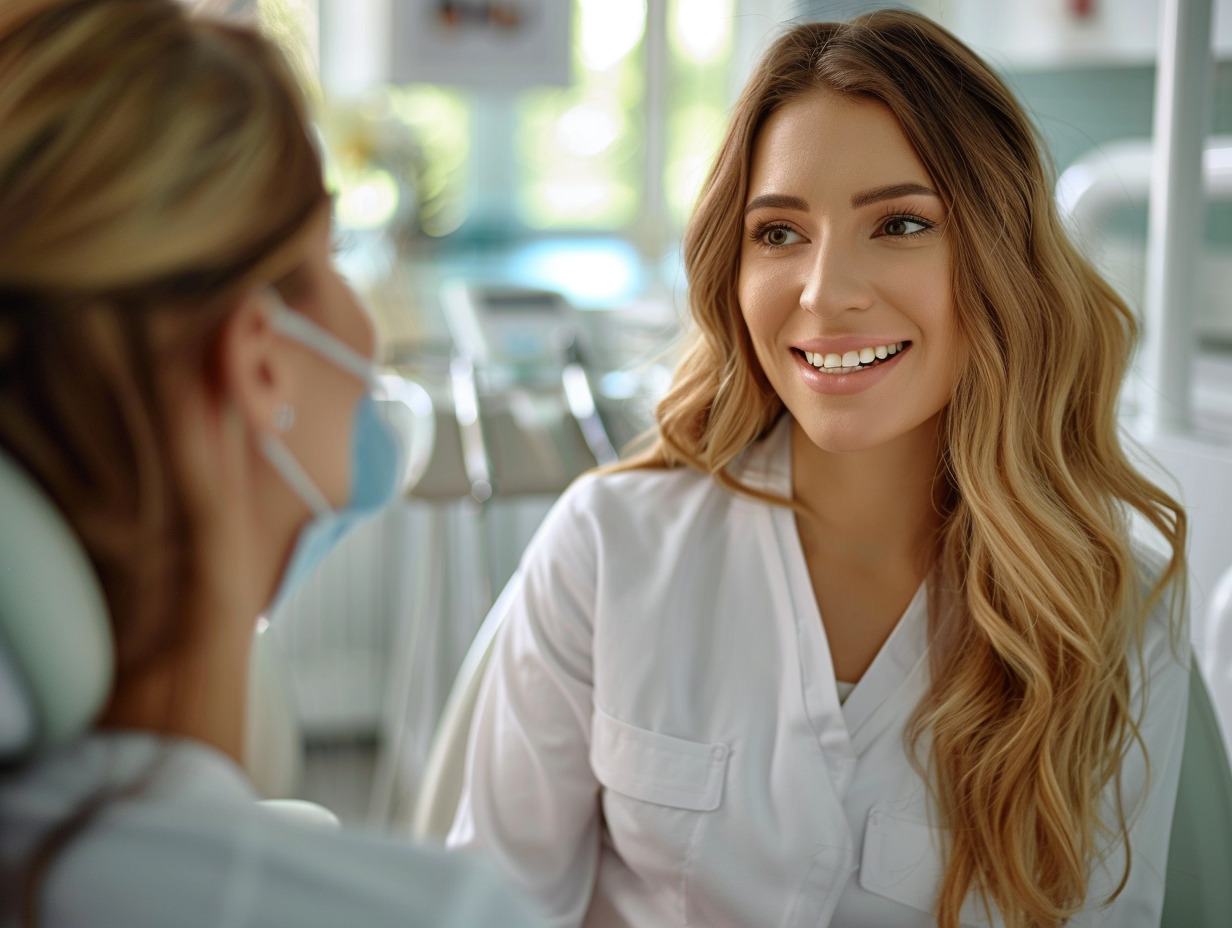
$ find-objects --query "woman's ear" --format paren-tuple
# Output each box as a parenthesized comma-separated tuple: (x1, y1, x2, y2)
(214, 290, 294, 435)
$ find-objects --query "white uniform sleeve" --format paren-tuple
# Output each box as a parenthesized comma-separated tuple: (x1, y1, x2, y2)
(1077, 592, 1190, 927)
(447, 481, 602, 928)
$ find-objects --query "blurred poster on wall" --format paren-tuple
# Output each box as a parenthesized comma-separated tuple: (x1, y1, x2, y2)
(391, 0, 572, 89)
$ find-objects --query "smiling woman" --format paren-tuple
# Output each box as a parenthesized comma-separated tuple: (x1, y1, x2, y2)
(447, 10, 1189, 928)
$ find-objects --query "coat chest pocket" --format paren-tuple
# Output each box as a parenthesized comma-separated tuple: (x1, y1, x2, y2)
(590, 705, 730, 923)
(860, 805, 1003, 928)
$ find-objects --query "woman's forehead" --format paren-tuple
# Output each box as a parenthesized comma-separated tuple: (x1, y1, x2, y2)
(747, 92, 933, 203)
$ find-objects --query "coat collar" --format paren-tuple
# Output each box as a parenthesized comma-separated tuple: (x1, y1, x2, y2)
(745, 413, 934, 757)
(728, 413, 793, 498)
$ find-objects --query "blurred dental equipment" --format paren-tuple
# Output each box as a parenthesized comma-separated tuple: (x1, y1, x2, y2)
(1056, 0, 1232, 764)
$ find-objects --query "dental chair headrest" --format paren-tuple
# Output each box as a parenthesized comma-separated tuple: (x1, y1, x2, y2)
(0, 448, 113, 762)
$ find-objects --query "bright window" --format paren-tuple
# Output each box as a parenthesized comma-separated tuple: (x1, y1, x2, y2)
(310, 0, 744, 240)
(387, 87, 472, 238)
(665, 0, 735, 226)
(515, 0, 647, 230)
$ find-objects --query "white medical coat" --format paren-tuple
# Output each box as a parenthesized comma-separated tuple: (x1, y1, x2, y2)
(448, 415, 1190, 927)
(0, 731, 542, 928)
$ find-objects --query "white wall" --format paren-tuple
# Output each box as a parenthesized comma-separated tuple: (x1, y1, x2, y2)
(947, 0, 1232, 69)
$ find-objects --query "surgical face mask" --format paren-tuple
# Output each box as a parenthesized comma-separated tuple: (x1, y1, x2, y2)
(260, 303, 407, 612)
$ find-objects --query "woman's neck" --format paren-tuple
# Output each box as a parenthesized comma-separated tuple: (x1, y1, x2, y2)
(790, 413, 947, 577)
(97, 608, 254, 764)
(97, 382, 297, 769)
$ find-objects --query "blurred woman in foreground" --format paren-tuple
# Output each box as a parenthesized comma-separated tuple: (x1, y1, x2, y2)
(0, 2, 541, 926)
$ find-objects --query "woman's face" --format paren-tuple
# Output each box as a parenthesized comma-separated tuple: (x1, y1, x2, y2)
(737, 91, 961, 455)
(274, 211, 376, 508)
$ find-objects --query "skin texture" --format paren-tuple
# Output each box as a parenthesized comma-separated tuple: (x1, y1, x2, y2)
(99, 209, 376, 763)
(737, 91, 962, 681)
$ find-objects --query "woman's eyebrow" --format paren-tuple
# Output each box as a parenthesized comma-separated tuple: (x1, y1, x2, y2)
(743, 184, 940, 216)
(743, 193, 810, 216)
(850, 182, 939, 208)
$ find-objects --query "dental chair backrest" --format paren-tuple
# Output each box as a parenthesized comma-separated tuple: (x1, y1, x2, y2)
(0, 447, 113, 763)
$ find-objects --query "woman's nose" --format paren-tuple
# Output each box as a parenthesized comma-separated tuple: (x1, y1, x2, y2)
(798, 238, 875, 319)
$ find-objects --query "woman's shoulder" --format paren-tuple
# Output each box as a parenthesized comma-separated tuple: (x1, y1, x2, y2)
(1127, 536, 1190, 683)
(547, 462, 754, 544)
(238, 817, 545, 928)
(1, 734, 543, 928)
(94, 807, 541, 928)
(554, 415, 792, 519)
(517, 464, 748, 586)
(26, 751, 539, 927)
(566, 463, 717, 510)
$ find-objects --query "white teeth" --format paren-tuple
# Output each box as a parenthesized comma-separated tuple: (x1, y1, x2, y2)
(803, 342, 906, 371)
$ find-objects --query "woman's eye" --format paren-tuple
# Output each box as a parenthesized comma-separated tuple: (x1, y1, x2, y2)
(879, 216, 931, 237)
(758, 224, 802, 247)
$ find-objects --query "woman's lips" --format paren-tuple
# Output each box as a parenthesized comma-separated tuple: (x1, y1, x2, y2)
(792, 343, 911, 396)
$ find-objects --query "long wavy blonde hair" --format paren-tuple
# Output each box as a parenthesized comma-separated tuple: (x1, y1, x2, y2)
(624, 10, 1186, 927)
(0, 1, 326, 921)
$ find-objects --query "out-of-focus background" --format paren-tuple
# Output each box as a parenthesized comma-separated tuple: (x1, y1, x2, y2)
(222, 0, 1232, 833)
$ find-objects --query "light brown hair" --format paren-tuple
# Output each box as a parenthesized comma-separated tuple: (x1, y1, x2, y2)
(0, 0, 326, 683)
(0, 0, 327, 919)
(622, 10, 1186, 926)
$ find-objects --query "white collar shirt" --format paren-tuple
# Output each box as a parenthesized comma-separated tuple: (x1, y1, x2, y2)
(449, 415, 1189, 928)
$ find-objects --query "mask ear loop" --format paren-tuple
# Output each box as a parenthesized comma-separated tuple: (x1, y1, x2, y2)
(259, 432, 333, 516)
(268, 302, 375, 385)
(260, 297, 378, 517)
